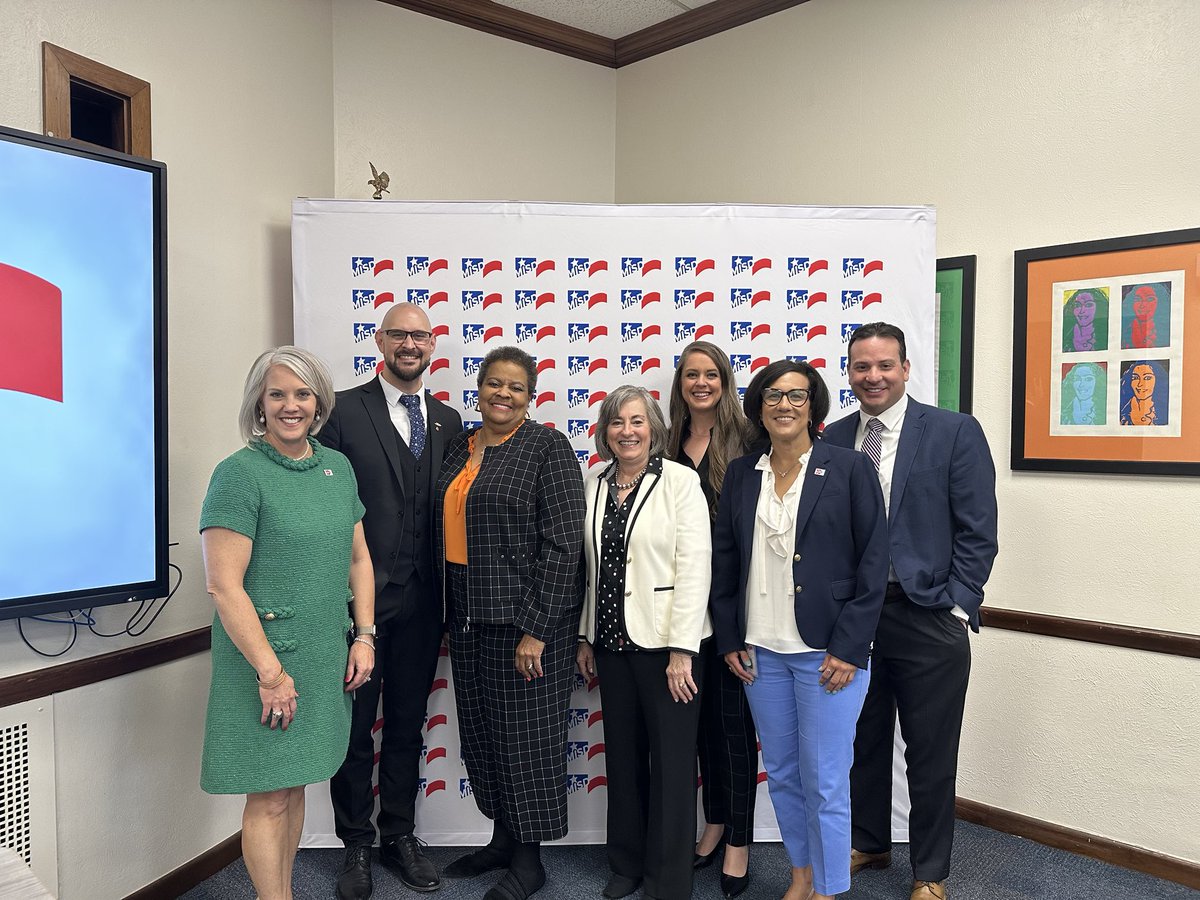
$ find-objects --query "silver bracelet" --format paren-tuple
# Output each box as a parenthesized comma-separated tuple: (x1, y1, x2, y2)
(352, 635, 376, 650)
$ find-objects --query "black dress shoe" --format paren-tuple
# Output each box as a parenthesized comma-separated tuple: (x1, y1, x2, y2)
(336, 845, 373, 900)
(602, 873, 642, 899)
(694, 836, 726, 869)
(444, 845, 514, 878)
(380, 834, 441, 892)
(721, 871, 750, 899)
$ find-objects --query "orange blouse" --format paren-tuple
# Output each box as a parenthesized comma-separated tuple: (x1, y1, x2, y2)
(443, 425, 521, 565)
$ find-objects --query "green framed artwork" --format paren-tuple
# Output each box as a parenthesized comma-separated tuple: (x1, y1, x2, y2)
(935, 255, 977, 413)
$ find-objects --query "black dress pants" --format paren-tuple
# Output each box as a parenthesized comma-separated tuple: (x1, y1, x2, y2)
(330, 577, 443, 846)
(850, 594, 971, 883)
(696, 637, 758, 846)
(597, 648, 705, 900)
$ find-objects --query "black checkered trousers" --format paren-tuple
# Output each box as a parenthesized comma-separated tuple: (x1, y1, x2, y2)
(434, 421, 586, 842)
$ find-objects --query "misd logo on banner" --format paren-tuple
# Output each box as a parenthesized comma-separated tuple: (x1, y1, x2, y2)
(674, 256, 715, 276)
(732, 255, 771, 276)
(842, 257, 883, 277)
(787, 257, 829, 276)
(568, 257, 608, 277)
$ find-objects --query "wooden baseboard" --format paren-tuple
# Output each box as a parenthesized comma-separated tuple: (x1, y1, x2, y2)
(124, 831, 241, 900)
(956, 798, 1200, 889)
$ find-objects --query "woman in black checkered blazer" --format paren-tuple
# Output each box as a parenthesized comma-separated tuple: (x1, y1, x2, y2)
(666, 342, 759, 900)
(577, 384, 713, 900)
(433, 346, 585, 900)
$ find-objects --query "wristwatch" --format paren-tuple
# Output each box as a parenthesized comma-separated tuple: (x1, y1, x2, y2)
(353, 624, 377, 637)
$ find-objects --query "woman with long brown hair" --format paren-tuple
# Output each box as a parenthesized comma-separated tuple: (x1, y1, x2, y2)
(666, 341, 758, 898)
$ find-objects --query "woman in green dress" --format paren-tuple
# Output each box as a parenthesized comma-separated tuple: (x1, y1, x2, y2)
(200, 346, 375, 900)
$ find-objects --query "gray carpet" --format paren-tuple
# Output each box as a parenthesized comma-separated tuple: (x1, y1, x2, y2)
(181, 821, 1198, 899)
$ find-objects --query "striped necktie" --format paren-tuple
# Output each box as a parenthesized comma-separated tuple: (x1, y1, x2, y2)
(862, 417, 884, 470)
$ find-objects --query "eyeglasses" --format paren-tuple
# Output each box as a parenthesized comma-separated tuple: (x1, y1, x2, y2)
(762, 388, 811, 407)
(382, 329, 433, 345)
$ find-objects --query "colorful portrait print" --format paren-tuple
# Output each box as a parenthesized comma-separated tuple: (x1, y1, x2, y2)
(1119, 359, 1169, 426)
(1059, 362, 1107, 426)
(1121, 282, 1170, 349)
(1061, 287, 1109, 353)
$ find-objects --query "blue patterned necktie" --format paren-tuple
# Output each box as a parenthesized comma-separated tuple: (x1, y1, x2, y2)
(399, 393, 426, 457)
(862, 417, 884, 470)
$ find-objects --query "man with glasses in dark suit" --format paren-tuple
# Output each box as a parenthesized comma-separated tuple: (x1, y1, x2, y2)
(823, 322, 998, 900)
(318, 302, 462, 899)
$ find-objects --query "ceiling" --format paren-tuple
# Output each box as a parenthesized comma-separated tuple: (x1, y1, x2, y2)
(493, 0, 705, 40)
(382, 0, 812, 67)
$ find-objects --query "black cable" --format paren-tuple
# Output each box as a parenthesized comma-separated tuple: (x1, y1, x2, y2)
(17, 613, 81, 657)
(87, 562, 183, 638)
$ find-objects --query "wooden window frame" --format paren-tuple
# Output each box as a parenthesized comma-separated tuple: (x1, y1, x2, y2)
(42, 42, 151, 158)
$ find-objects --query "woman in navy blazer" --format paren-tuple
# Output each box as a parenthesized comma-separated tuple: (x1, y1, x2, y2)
(710, 359, 888, 900)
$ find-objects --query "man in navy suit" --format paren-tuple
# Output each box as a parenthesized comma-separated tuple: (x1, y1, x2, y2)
(823, 322, 998, 900)
(319, 302, 462, 899)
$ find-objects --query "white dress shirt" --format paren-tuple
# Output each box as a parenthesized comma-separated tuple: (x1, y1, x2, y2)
(377, 374, 427, 446)
(745, 450, 823, 655)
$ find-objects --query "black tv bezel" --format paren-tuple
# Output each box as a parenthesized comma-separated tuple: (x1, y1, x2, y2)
(0, 123, 168, 622)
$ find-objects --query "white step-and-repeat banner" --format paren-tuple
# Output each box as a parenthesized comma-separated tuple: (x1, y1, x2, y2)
(292, 200, 935, 846)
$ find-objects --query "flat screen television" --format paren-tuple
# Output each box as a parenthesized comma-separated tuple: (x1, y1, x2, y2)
(0, 123, 167, 620)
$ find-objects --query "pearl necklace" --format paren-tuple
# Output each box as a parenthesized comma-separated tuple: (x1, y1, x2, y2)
(283, 442, 313, 461)
(614, 465, 647, 491)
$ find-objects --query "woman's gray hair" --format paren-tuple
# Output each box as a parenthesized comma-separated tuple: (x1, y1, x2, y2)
(593, 384, 669, 461)
(238, 346, 336, 444)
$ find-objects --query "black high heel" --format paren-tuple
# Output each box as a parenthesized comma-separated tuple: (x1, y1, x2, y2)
(693, 835, 726, 870)
(720, 870, 750, 898)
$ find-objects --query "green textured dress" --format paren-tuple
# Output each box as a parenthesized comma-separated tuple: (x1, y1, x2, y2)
(198, 438, 365, 794)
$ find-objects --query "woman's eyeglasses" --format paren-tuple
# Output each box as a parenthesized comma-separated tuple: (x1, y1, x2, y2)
(762, 388, 810, 406)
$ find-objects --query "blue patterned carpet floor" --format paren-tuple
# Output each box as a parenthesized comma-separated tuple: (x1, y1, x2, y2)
(181, 821, 1197, 900)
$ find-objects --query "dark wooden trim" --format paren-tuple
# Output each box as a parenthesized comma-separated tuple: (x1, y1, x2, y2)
(981, 608, 1199, 659)
(615, 0, 813, 67)
(42, 42, 152, 157)
(957, 798, 1200, 889)
(0, 627, 211, 709)
(378, 0, 813, 68)
(380, 0, 617, 66)
(124, 831, 242, 900)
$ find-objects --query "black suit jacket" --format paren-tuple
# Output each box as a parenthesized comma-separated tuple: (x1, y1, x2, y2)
(316, 377, 462, 594)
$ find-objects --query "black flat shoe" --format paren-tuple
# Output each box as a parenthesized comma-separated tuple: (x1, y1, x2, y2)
(721, 871, 750, 899)
(693, 837, 726, 870)
(444, 846, 513, 879)
(481, 865, 546, 900)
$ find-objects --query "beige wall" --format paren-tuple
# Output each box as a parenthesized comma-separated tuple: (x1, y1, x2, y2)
(1, 0, 1196, 893)
(0, 1, 613, 895)
(331, 0, 615, 202)
(615, 0, 1200, 863)
(0, 0, 335, 895)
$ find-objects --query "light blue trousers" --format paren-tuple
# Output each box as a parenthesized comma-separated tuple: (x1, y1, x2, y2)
(744, 647, 869, 896)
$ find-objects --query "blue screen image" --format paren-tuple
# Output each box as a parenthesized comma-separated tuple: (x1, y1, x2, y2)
(0, 138, 159, 605)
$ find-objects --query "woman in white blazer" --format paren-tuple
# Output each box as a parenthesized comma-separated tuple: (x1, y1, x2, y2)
(577, 384, 712, 900)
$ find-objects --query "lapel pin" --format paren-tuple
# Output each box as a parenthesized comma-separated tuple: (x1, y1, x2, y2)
(324, 469, 334, 476)
(814, 468, 826, 476)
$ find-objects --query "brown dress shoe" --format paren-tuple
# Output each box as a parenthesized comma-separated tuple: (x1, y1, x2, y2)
(849, 848, 892, 875)
(911, 881, 947, 900)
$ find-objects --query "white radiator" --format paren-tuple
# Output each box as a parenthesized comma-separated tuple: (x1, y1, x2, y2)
(0, 698, 57, 897)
